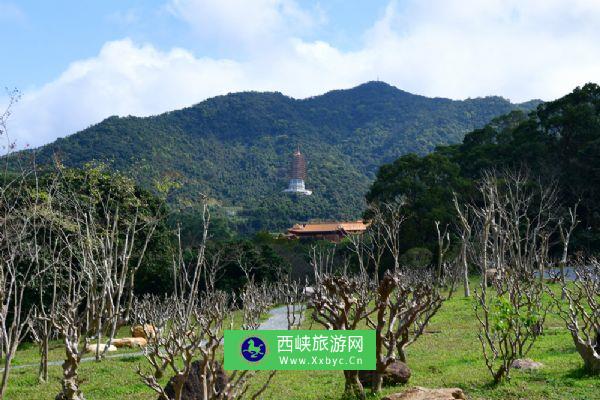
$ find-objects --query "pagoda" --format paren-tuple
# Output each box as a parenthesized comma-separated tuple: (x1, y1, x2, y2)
(283, 146, 312, 195)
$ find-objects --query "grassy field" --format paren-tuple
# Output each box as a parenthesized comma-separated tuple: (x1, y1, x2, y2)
(3, 282, 600, 400)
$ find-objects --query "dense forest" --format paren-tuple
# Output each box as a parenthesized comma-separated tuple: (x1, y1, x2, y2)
(18, 81, 538, 233)
(367, 83, 600, 256)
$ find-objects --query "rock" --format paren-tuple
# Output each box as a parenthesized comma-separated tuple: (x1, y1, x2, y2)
(485, 268, 499, 286)
(303, 286, 315, 296)
(131, 324, 156, 339)
(511, 358, 543, 370)
(359, 361, 411, 387)
(162, 360, 228, 400)
(382, 387, 467, 400)
(84, 343, 117, 353)
(112, 337, 148, 348)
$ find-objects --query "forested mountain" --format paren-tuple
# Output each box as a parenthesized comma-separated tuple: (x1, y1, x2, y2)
(23, 81, 538, 232)
(367, 83, 600, 254)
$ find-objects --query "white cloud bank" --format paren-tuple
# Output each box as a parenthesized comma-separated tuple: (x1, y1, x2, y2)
(6, 0, 600, 149)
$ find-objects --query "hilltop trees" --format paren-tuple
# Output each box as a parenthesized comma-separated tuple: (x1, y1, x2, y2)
(15, 82, 534, 234)
(366, 152, 470, 260)
(369, 83, 600, 257)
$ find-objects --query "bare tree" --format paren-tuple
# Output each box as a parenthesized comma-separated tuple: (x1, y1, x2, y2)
(51, 243, 90, 400)
(132, 295, 172, 379)
(350, 203, 451, 394)
(549, 259, 600, 373)
(475, 269, 549, 383)
(38, 166, 160, 398)
(464, 170, 560, 383)
(366, 270, 446, 393)
(137, 198, 277, 400)
(557, 203, 579, 283)
(310, 244, 374, 400)
(239, 279, 273, 330)
(136, 293, 228, 400)
(134, 198, 212, 394)
(0, 88, 19, 154)
(370, 199, 407, 272)
(123, 216, 159, 322)
(204, 247, 226, 293)
(29, 200, 66, 383)
(453, 194, 472, 297)
(136, 286, 277, 400)
(73, 192, 157, 361)
(0, 171, 50, 397)
(309, 243, 336, 281)
(170, 197, 210, 317)
(435, 221, 451, 281)
(275, 274, 306, 330)
(0, 88, 32, 399)
(29, 288, 58, 383)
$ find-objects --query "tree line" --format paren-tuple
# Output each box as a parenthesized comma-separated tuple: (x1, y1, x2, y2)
(367, 83, 600, 257)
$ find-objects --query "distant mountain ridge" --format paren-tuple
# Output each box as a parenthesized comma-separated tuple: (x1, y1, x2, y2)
(25, 81, 541, 232)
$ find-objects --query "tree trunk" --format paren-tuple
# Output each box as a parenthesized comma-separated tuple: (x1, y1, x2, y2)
(343, 370, 365, 400)
(154, 364, 165, 380)
(463, 246, 470, 297)
(0, 338, 20, 399)
(397, 346, 407, 363)
(39, 335, 49, 383)
(57, 341, 84, 400)
(172, 373, 185, 400)
(124, 273, 136, 323)
(370, 355, 385, 394)
(463, 273, 470, 296)
(493, 365, 507, 384)
(574, 337, 600, 374)
(0, 352, 14, 399)
(372, 372, 383, 394)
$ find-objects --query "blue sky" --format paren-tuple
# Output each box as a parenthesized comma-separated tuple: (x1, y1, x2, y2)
(2, 1, 390, 89)
(2, 0, 600, 149)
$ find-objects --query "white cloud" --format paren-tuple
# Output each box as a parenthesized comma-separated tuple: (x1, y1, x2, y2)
(166, 0, 322, 51)
(358, 0, 600, 100)
(6, 0, 600, 149)
(7, 40, 250, 148)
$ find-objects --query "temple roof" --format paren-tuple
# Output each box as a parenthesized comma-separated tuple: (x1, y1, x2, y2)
(288, 220, 368, 234)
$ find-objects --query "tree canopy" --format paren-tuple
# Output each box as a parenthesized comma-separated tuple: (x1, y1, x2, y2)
(367, 83, 600, 255)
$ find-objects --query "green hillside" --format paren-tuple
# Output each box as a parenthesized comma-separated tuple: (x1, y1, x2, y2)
(26, 81, 539, 232)
(367, 83, 600, 253)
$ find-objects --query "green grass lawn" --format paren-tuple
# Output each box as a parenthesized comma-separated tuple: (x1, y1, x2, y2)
(3, 282, 600, 399)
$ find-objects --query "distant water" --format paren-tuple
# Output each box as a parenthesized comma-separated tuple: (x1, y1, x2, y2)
(539, 266, 577, 280)
(538, 266, 598, 281)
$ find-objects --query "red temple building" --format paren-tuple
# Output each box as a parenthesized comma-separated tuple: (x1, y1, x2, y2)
(286, 220, 368, 242)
